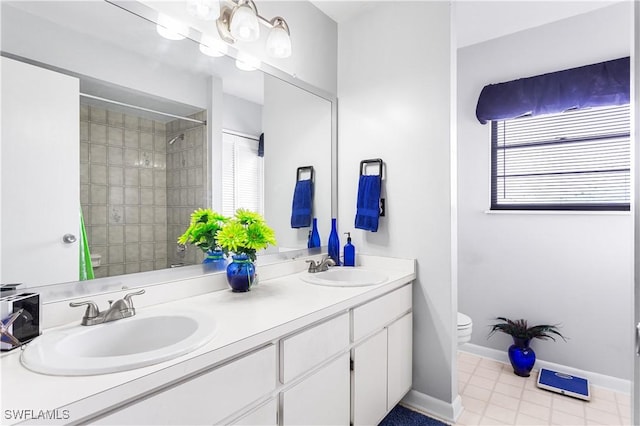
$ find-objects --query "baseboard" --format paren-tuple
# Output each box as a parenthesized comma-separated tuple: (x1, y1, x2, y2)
(401, 389, 463, 424)
(460, 343, 631, 394)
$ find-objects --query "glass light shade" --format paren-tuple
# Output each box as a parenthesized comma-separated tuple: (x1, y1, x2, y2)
(156, 15, 188, 40)
(186, 0, 220, 21)
(229, 3, 260, 42)
(235, 53, 261, 71)
(266, 25, 291, 58)
(199, 37, 227, 57)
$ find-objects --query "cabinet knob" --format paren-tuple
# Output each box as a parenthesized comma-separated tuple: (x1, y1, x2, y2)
(63, 234, 77, 244)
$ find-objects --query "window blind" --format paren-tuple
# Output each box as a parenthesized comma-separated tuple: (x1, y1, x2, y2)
(491, 104, 630, 210)
(222, 132, 264, 216)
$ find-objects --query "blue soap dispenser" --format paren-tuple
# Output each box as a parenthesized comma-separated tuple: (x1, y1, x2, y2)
(343, 232, 355, 267)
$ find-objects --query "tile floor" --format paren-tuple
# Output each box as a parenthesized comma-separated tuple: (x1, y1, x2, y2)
(455, 352, 632, 426)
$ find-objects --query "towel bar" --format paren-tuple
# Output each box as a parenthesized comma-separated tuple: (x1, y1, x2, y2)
(359, 158, 383, 179)
(296, 166, 314, 182)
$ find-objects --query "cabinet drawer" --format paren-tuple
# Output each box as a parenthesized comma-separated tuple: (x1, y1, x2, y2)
(352, 284, 412, 341)
(94, 345, 276, 425)
(280, 312, 349, 383)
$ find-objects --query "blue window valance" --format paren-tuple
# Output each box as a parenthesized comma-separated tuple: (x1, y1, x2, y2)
(475, 56, 630, 124)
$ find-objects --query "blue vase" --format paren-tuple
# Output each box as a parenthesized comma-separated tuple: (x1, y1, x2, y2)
(202, 250, 226, 271)
(308, 218, 321, 248)
(508, 338, 536, 377)
(327, 218, 341, 265)
(226, 254, 256, 292)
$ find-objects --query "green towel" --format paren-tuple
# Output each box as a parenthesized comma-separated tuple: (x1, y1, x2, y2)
(79, 209, 94, 280)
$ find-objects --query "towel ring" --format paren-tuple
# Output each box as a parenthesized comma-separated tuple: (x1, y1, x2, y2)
(296, 166, 314, 182)
(359, 159, 383, 179)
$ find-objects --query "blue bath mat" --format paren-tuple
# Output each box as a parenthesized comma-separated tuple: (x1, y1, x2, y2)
(379, 405, 449, 426)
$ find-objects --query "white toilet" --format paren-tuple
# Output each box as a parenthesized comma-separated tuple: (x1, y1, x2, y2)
(457, 312, 473, 346)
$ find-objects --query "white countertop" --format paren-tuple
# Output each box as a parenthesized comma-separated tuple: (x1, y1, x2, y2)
(0, 255, 415, 425)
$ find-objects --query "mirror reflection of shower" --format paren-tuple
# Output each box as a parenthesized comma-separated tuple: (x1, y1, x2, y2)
(168, 133, 184, 145)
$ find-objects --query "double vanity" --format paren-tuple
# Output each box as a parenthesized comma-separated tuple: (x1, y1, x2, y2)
(1, 255, 415, 425)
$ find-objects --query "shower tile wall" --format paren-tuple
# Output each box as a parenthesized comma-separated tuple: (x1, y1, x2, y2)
(166, 111, 208, 267)
(80, 104, 168, 278)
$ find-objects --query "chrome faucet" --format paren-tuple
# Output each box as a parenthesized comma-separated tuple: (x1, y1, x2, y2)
(306, 257, 336, 273)
(69, 289, 145, 326)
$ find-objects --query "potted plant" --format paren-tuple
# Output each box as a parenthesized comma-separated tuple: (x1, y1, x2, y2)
(489, 317, 566, 377)
(177, 208, 229, 269)
(216, 209, 277, 292)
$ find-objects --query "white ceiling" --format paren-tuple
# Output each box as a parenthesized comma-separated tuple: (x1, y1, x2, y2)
(310, 0, 622, 48)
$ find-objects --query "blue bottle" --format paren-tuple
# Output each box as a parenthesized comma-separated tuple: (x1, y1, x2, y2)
(308, 218, 321, 248)
(343, 232, 355, 267)
(328, 218, 341, 265)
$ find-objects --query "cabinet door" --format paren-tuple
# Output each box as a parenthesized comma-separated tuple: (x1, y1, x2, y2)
(352, 329, 388, 426)
(1, 57, 80, 286)
(93, 345, 276, 425)
(282, 353, 350, 425)
(387, 312, 413, 408)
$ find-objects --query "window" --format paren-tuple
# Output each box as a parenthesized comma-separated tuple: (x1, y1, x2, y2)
(491, 104, 630, 211)
(222, 131, 264, 216)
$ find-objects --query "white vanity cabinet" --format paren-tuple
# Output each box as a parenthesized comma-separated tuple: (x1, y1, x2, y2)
(25, 272, 415, 426)
(90, 285, 412, 426)
(92, 345, 277, 425)
(351, 285, 413, 426)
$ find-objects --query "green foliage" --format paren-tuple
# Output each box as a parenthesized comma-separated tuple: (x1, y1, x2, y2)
(217, 209, 277, 261)
(488, 317, 567, 342)
(177, 208, 228, 253)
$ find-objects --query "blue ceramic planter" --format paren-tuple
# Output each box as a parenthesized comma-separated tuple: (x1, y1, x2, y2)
(508, 338, 536, 377)
(226, 254, 255, 292)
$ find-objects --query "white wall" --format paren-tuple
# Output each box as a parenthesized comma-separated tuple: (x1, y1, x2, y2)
(258, 1, 338, 95)
(338, 1, 457, 418)
(263, 75, 332, 249)
(222, 94, 263, 136)
(457, 2, 633, 380)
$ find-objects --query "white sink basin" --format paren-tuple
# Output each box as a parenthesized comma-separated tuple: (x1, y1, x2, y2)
(300, 267, 388, 287)
(21, 310, 216, 376)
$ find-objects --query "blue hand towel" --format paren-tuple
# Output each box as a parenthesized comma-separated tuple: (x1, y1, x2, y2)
(291, 179, 313, 228)
(355, 175, 381, 232)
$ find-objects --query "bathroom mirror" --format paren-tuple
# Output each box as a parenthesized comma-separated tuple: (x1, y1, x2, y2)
(0, 0, 335, 292)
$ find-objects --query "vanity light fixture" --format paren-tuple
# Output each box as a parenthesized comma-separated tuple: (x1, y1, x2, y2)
(217, 0, 292, 58)
(186, 0, 220, 21)
(156, 14, 190, 40)
(229, 0, 260, 42)
(266, 17, 291, 59)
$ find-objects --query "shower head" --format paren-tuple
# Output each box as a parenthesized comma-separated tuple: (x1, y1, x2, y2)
(168, 134, 184, 145)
